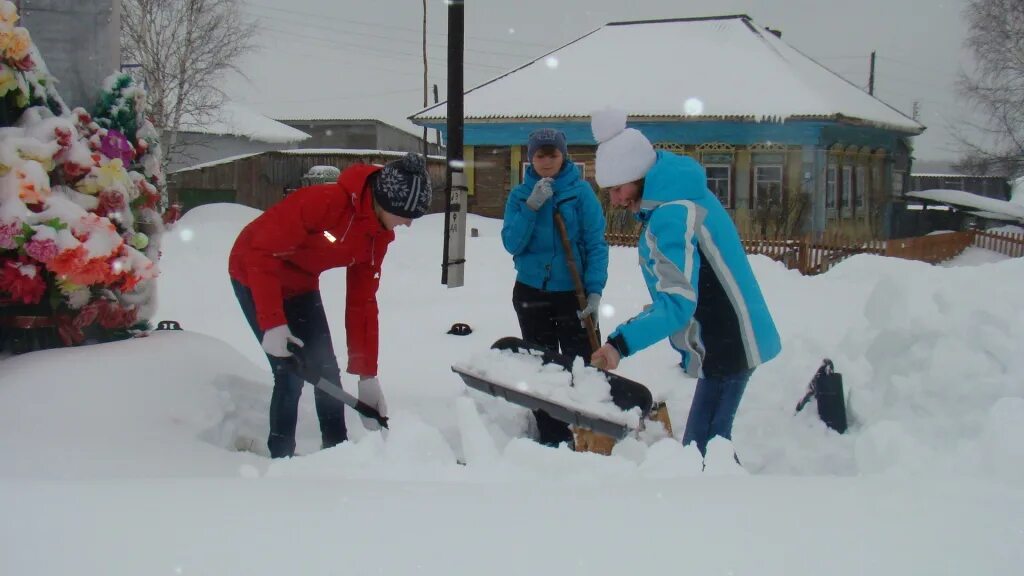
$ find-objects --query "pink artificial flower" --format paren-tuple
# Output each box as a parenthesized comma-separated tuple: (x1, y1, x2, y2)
(0, 220, 22, 250)
(24, 238, 59, 263)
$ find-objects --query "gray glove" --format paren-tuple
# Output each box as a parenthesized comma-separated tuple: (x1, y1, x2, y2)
(578, 293, 602, 320)
(525, 178, 553, 211)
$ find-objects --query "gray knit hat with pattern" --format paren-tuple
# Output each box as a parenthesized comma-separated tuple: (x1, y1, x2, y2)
(372, 153, 432, 218)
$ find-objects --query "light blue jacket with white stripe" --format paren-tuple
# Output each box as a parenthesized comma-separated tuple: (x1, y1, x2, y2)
(608, 151, 781, 378)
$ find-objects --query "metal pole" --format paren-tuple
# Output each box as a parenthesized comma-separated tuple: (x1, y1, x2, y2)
(442, 0, 467, 287)
(422, 0, 428, 156)
(868, 51, 876, 95)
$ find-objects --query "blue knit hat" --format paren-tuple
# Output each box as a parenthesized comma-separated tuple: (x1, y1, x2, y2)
(527, 128, 568, 160)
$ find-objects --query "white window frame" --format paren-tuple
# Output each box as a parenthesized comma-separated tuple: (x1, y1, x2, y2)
(855, 165, 867, 217)
(892, 170, 905, 197)
(753, 164, 783, 210)
(705, 164, 732, 208)
(826, 163, 838, 218)
(841, 165, 853, 219)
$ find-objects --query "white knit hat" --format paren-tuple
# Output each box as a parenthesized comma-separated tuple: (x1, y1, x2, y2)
(591, 108, 656, 188)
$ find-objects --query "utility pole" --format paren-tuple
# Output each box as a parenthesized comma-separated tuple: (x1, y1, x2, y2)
(422, 0, 428, 156)
(442, 0, 467, 287)
(912, 100, 921, 121)
(868, 50, 876, 95)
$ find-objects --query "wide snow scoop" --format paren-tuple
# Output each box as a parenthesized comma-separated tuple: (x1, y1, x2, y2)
(452, 337, 654, 441)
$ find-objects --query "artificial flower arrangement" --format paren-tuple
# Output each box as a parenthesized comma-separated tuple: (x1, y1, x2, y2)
(0, 1, 166, 352)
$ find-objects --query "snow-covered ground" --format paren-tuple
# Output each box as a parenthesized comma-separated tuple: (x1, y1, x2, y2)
(2, 203, 1022, 575)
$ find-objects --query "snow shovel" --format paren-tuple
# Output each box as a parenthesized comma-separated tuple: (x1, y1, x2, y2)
(287, 344, 389, 429)
(795, 359, 847, 434)
(453, 337, 653, 441)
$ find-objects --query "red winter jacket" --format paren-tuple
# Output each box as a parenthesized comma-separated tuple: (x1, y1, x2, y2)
(229, 164, 394, 376)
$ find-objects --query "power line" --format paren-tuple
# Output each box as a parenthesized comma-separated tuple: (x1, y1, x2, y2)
(247, 8, 541, 61)
(255, 23, 507, 73)
(242, 0, 555, 50)
(245, 87, 424, 106)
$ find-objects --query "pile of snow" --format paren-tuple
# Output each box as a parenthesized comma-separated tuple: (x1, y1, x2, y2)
(2, 202, 1023, 575)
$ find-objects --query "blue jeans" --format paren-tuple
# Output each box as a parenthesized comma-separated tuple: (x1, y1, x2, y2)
(231, 280, 347, 458)
(681, 368, 754, 456)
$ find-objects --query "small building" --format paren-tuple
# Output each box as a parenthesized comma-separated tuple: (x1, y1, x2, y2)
(170, 103, 311, 172)
(410, 15, 924, 240)
(276, 117, 442, 156)
(887, 161, 1013, 236)
(168, 149, 448, 213)
(910, 170, 1009, 201)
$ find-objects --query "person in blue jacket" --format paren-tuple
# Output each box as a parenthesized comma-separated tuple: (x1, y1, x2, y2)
(588, 109, 782, 458)
(502, 128, 609, 447)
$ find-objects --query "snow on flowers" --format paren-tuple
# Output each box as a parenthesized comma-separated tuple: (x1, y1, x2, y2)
(0, 1, 164, 347)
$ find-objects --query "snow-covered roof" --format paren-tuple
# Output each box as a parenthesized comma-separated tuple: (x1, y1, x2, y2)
(277, 149, 447, 161)
(410, 15, 923, 134)
(907, 189, 1024, 222)
(912, 173, 1006, 179)
(171, 149, 447, 174)
(179, 103, 311, 144)
(1012, 175, 1024, 206)
(170, 152, 263, 174)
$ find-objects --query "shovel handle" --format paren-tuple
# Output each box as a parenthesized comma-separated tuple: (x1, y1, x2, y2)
(553, 211, 602, 356)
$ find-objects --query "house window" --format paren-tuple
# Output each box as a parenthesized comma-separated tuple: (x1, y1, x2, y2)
(521, 162, 586, 180)
(754, 165, 783, 209)
(705, 165, 731, 207)
(892, 171, 905, 197)
(855, 166, 867, 216)
(826, 163, 838, 216)
(841, 165, 853, 218)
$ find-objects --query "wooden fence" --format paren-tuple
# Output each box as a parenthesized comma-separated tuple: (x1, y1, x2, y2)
(972, 230, 1024, 258)
(606, 229, 1024, 275)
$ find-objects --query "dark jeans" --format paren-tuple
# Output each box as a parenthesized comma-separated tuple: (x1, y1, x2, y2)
(681, 368, 754, 456)
(512, 281, 599, 447)
(232, 280, 347, 458)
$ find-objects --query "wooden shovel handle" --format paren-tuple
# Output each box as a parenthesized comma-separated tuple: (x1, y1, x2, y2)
(553, 211, 601, 356)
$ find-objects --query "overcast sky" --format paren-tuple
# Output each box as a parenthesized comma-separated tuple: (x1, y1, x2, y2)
(230, 0, 974, 161)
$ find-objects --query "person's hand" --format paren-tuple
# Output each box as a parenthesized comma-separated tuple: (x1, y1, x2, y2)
(578, 293, 602, 321)
(591, 343, 621, 371)
(525, 178, 553, 210)
(261, 325, 304, 357)
(358, 377, 388, 431)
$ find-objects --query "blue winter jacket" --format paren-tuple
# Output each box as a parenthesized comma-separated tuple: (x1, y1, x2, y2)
(608, 151, 782, 378)
(502, 161, 608, 295)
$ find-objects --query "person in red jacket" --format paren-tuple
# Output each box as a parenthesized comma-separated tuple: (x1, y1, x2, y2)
(229, 153, 432, 458)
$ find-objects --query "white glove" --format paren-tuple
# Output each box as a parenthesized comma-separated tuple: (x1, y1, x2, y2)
(261, 324, 304, 357)
(578, 293, 602, 320)
(358, 377, 388, 431)
(525, 178, 553, 211)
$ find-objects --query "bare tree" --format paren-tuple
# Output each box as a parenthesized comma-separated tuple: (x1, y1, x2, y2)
(955, 0, 1024, 177)
(120, 0, 257, 168)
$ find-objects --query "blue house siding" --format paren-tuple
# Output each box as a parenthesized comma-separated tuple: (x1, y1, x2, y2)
(417, 117, 914, 238)
(423, 119, 901, 150)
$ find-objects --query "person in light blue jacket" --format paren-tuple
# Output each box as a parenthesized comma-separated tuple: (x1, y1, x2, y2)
(589, 109, 782, 458)
(502, 128, 609, 447)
